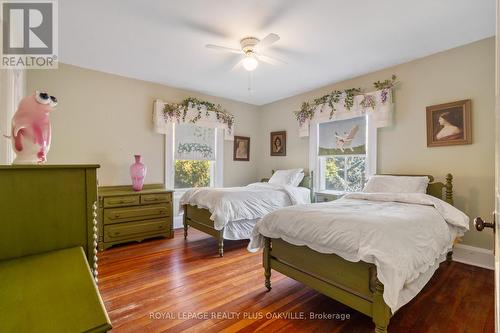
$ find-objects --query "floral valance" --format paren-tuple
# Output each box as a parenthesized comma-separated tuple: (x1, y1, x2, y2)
(153, 98, 235, 140)
(295, 76, 397, 137)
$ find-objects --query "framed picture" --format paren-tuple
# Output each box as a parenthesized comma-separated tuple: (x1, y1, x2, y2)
(426, 99, 472, 147)
(270, 131, 286, 156)
(233, 136, 250, 161)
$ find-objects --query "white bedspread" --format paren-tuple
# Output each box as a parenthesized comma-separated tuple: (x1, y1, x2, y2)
(180, 183, 310, 230)
(248, 192, 469, 312)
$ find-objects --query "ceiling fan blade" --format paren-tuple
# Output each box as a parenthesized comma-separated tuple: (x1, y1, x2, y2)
(231, 58, 244, 71)
(177, 19, 229, 38)
(256, 33, 280, 49)
(206, 44, 243, 54)
(259, 0, 300, 30)
(257, 53, 287, 65)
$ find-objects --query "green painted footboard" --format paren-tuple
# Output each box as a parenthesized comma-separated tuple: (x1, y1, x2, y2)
(263, 237, 391, 333)
(183, 204, 225, 257)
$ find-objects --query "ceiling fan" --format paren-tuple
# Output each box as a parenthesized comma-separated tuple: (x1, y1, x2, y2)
(206, 33, 286, 72)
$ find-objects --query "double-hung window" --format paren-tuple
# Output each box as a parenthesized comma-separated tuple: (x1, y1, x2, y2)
(313, 115, 376, 193)
(174, 123, 216, 189)
(165, 121, 224, 229)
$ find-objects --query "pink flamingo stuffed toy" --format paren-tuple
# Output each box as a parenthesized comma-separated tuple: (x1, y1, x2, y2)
(9, 91, 58, 164)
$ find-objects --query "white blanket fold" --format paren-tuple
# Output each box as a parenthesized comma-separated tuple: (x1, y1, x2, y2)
(180, 183, 310, 230)
(248, 192, 469, 313)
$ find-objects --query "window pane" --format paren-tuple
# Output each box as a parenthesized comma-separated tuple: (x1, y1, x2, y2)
(325, 156, 366, 192)
(325, 157, 344, 191)
(345, 156, 366, 192)
(174, 160, 211, 188)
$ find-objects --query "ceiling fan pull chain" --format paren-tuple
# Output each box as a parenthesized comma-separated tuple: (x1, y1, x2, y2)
(248, 72, 254, 95)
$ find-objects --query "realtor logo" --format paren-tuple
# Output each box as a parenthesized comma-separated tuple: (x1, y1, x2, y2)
(1, 0, 58, 68)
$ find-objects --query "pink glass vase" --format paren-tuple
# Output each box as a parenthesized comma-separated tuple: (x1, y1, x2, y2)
(130, 155, 147, 191)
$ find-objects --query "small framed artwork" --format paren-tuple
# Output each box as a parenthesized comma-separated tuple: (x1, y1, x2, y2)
(270, 131, 286, 156)
(426, 99, 472, 147)
(233, 136, 250, 161)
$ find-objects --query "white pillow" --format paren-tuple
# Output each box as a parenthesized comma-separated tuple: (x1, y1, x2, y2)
(363, 175, 429, 193)
(269, 169, 304, 187)
(292, 172, 305, 187)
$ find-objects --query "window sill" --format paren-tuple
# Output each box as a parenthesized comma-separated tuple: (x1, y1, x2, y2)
(315, 190, 349, 196)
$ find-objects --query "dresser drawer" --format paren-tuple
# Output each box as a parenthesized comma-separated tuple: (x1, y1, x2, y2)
(141, 193, 171, 204)
(103, 195, 140, 208)
(103, 204, 170, 225)
(103, 219, 170, 242)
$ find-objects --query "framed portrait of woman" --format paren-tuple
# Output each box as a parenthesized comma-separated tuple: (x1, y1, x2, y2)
(426, 99, 472, 147)
(233, 136, 250, 161)
(270, 131, 286, 156)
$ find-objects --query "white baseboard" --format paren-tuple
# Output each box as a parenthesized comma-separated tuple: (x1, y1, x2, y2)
(452, 244, 494, 270)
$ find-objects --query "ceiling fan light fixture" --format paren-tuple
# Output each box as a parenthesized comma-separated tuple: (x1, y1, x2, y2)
(242, 55, 258, 71)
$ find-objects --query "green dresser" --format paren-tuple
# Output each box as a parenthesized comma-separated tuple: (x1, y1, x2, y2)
(98, 184, 174, 250)
(0, 164, 111, 333)
(0, 165, 99, 273)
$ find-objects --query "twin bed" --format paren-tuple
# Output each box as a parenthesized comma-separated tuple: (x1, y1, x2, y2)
(249, 173, 468, 333)
(181, 171, 469, 333)
(181, 169, 312, 256)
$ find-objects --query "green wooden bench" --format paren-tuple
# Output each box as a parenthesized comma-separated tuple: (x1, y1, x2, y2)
(0, 247, 111, 333)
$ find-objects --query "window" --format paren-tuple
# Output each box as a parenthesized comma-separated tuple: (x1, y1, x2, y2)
(315, 115, 376, 193)
(165, 122, 223, 228)
(173, 123, 217, 189)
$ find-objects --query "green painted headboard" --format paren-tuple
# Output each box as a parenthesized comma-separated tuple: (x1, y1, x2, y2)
(380, 173, 454, 205)
(261, 169, 314, 201)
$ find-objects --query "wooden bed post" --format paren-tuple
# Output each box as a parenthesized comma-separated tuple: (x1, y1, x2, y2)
(263, 237, 272, 291)
(310, 170, 314, 202)
(218, 232, 224, 257)
(183, 205, 188, 239)
(445, 173, 453, 205)
(445, 173, 454, 261)
(372, 279, 391, 333)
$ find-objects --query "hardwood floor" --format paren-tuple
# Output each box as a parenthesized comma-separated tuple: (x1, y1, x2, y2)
(98, 229, 494, 333)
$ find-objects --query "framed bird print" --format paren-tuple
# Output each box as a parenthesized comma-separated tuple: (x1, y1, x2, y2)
(270, 131, 286, 156)
(426, 99, 472, 147)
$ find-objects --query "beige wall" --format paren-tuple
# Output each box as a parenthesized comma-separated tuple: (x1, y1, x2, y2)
(25, 38, 495, 249)
(26, 64, 261, 187)
(257, 37, 495, 250)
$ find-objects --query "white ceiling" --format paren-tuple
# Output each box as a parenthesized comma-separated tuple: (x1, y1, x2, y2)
(59, 0, 495, 105)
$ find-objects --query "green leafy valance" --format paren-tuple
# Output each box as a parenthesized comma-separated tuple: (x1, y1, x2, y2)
(295, 75, 397, 137)
(153, 98, 235, 140)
